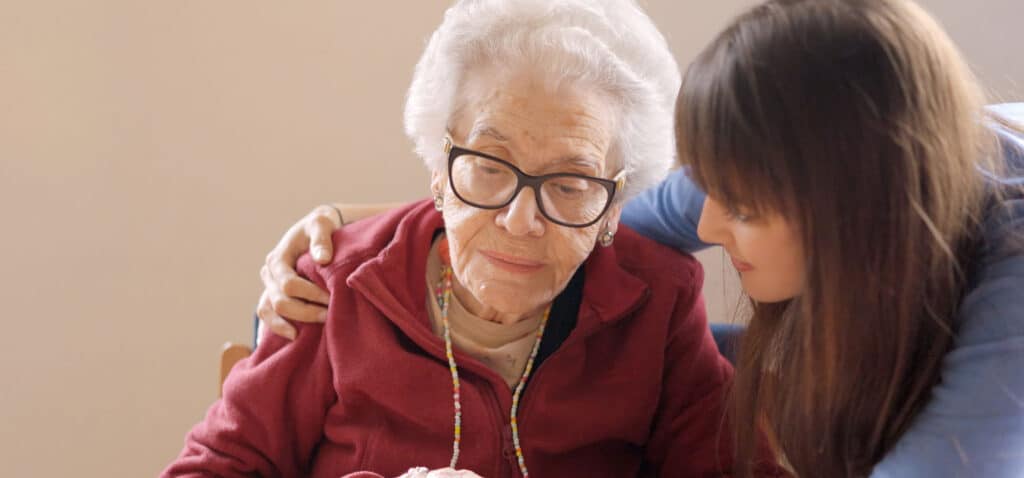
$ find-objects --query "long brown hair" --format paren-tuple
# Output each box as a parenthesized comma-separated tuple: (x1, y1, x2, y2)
(675, 0, 1016, 475)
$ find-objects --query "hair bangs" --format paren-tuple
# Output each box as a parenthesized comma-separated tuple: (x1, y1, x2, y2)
(675, 40, 793, 218)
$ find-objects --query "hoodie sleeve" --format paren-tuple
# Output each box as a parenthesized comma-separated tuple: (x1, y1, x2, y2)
(161, 255, 336, 477)
(871, 104, 1024, 478)
(621, 169, 712, 254)
(641, 266, 786, 477)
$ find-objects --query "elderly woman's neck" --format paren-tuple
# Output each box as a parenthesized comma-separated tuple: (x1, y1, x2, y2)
(426, 234, 551, 326)
(449, 278, 549, 325)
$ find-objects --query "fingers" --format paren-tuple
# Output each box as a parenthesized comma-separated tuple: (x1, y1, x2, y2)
(265, 249, 331, 305)
(269, 316, 297, 341)
(281, 273, 331, 306)
(261, 265, 329, 322)
(254, 204, 339, 341)
(308, 207, 342, 264)
(256, 289, 296, 340)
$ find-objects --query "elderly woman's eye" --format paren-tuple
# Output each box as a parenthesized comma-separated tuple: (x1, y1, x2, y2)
(548, 179, 589, 197)
(468, 158, 507, 176)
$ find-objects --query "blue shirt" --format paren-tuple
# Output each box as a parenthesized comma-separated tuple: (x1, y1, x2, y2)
(622, 103, 1024, 477)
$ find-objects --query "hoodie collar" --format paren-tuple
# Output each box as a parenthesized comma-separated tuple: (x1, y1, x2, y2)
(347, 200, 650, 336)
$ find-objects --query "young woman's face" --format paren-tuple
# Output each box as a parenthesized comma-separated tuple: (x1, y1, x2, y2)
(697, 196, 806, 303)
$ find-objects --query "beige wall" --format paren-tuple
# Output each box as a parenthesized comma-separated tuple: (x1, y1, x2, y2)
(1, 1, 1020, 476)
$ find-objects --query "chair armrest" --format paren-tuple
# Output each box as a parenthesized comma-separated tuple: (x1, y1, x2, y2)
(219, 342, 253, 397)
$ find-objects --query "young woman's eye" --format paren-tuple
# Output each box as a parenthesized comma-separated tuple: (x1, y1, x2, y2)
(726, 208, 754, 222)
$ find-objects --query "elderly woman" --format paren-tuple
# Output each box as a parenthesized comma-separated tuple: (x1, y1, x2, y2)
(164, 1, 781, 477)
(260, 1, 1024, 477)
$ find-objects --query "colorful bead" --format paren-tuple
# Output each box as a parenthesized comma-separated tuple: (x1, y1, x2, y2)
(437, 256, 548, 477)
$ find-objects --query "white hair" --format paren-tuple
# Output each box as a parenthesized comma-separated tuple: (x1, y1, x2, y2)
(404, 0, 681, 201)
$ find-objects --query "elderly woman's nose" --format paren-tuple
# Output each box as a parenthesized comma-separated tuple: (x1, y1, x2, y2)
(498, 188, 545, 236)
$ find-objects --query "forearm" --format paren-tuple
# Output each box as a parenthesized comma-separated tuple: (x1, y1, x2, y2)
(332, 202, 407, 225)
(621, 169, 710, 253)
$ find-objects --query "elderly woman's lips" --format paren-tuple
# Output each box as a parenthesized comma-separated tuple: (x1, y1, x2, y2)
(480, 250, 545, 273)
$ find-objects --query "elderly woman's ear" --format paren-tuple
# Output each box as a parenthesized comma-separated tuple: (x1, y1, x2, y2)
(599, 204, 623, 247)
(430, 170, 447, 210)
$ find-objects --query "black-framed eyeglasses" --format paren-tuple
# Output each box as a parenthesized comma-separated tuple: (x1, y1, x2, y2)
(444, 135, 625, 228)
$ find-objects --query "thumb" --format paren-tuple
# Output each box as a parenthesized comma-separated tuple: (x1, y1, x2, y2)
(309, 216, 337, 264)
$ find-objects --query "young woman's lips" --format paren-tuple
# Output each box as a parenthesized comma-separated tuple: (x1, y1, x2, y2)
(480, 250, 545, 274)
(730, 256, 754, 272)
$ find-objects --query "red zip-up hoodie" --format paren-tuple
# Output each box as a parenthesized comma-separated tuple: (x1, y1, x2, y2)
(164, 200, 773, 477)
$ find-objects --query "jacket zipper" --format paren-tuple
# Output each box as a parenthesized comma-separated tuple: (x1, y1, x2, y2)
(515, 290, 650, 431)
(485, 385, 518, 478)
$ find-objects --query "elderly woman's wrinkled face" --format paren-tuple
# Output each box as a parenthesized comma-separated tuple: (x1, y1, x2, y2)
(434, 69, 621, 323)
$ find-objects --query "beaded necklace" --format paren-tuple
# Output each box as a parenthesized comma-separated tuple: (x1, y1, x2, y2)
(433, 237, 550, 478)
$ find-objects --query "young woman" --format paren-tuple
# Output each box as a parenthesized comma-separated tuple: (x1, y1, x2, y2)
(254, 0, 1024, 476)
(674, 1, 1023, 476)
